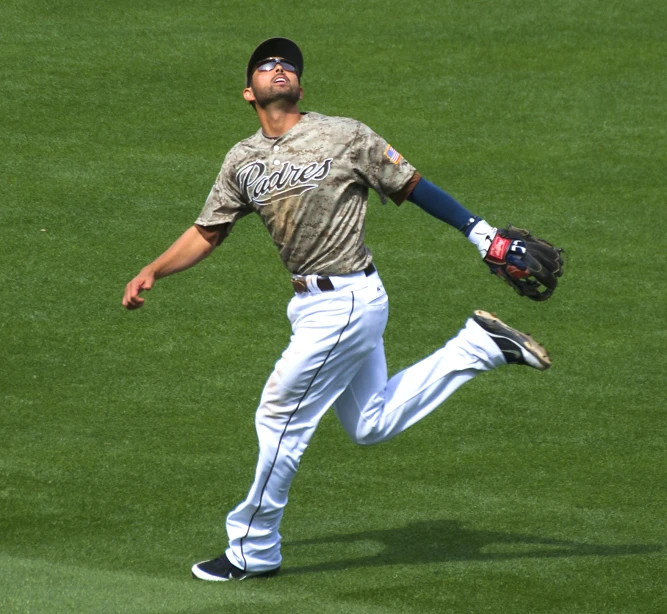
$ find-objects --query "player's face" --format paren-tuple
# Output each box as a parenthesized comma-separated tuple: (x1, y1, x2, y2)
(243, 58, 302, 108)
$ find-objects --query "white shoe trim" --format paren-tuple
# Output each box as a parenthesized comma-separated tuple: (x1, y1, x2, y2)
(191, 562, 231, 581)
(473, 310, 551, 370)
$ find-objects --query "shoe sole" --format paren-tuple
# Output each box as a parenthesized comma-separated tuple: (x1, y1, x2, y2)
(191, 562, 280, 581)
(472, 310, 551, 370)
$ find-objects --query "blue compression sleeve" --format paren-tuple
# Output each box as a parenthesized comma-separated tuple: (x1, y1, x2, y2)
(407, 177, 475, 231)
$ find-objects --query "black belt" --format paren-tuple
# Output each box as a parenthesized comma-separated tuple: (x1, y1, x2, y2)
(291, 263, 376, 294)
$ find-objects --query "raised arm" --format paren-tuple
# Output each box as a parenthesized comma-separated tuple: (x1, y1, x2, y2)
(122, 224, 227, 310)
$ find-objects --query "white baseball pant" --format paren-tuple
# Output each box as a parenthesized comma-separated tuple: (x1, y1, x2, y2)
(224, 269, 505, 571)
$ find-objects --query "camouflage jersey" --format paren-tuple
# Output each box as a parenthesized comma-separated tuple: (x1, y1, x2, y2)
(196, 112, 416, 276)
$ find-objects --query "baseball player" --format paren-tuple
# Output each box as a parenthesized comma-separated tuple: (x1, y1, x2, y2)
(123, 37, 555, 581)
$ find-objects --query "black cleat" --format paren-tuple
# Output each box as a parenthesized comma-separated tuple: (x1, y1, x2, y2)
(191, 553, 280, 582)
(472, 310, 551, 370)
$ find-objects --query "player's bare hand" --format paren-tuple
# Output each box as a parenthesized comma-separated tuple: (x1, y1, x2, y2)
(123, 268, 155, 310)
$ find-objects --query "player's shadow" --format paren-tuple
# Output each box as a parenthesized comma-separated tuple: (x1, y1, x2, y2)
(283, 519, 660, 575)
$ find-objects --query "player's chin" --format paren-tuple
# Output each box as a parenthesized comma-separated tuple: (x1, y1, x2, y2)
(255, 87, 300, 107)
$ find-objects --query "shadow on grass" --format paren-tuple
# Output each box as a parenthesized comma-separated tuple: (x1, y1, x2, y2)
(283, 520, 661, 575)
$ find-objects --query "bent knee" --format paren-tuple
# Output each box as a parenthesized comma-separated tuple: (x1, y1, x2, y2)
(349, 428, 384, 446)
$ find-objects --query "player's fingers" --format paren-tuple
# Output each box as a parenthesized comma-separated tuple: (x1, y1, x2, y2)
(124, 296, 145, 310)
(123, 270, 156, 309)
(123, 286, 145, 309)
(123, 280, 145, 309)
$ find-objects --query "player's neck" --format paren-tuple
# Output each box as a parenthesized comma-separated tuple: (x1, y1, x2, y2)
(256, 104, 302, 138)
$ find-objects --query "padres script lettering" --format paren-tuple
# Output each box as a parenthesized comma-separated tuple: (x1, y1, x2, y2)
(237, 158, 333, 205)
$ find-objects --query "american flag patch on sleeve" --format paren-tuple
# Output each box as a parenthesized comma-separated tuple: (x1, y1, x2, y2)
(384, 144, 402, 164)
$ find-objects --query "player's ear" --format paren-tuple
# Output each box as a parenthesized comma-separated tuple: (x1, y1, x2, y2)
(243, 87, 255, 103)
(298, 87, 304, 101)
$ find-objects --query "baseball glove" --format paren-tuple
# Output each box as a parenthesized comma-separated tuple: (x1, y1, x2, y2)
(484, 225, 564, 301)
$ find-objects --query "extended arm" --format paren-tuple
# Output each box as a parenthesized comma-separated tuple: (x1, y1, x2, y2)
(404, 175, 564, 301)
(122, 224, 227, 310)
(405, 175, 496, 254)
(407, 176, 474, 231)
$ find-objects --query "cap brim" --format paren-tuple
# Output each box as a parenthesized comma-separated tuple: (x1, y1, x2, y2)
(246, 37, 303, 86)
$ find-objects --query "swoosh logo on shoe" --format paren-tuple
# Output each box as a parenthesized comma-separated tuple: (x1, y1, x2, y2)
(504, 349, 522, 359)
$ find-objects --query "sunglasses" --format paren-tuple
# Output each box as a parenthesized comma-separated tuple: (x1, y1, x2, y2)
(254, 57, 299, 75)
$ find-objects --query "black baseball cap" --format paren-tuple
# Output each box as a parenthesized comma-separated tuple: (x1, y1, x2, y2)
(246, 37, 304, 87)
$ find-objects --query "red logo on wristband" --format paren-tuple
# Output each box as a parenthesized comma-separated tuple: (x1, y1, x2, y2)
(487, 235, 511, 263)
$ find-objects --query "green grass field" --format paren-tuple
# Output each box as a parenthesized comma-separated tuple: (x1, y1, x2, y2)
(2, 0, 665, 612)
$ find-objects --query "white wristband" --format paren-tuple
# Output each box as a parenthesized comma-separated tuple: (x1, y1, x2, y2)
(467, 220, 497, 258)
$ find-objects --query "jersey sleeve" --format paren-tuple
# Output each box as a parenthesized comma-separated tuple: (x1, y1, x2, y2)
(351, 122, 417, 204)
(195, 150, 253, 228)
